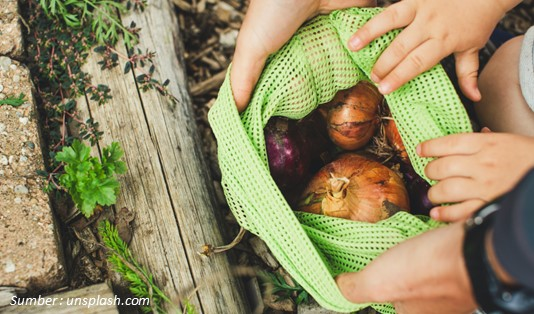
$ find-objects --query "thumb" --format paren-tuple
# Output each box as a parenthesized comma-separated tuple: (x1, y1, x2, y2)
(336, 270, 384, 304)
(230, 39, 267, 112)
(455, 50, 482, 102)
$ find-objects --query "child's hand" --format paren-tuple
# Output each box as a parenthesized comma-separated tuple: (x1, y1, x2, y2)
(348, 0, 521, 101)
(418, 132, 534, 222)
(230, 0, 377, 112)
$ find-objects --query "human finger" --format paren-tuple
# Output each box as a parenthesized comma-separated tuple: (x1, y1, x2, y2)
(371, 21, 426, 82)
(348, 1, 416, 51)
(455, 50, 482, 102)
(428, 177, 479, 204)
(424, 155, 476, 181)
(375, 39, 445, 94)
(417, 133, 483, 158)
(429, 199, 485, 222)
(230, 46, 267, 112)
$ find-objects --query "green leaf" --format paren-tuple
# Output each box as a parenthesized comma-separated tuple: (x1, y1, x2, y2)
(295, 290, 309, 305)
(55, 146, 78, 164)
(124, 61, 131, 74)
(0, 93, 25, 107)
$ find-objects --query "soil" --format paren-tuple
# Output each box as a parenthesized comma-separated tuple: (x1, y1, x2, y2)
(177, 0, 533, 313)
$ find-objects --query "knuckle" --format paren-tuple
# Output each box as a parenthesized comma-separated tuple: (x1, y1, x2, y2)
(446, 135, 462, 149)
(481, 157, 497, 169)
(390, 40, 408, 59)
(427, 186, 439, 204)
(387, 7, 401, 25)
(409, 53, 426, 72)
(387, 70, 405, 88)
(357, 26, 372, 42)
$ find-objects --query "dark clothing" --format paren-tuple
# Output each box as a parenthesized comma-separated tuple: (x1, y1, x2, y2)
(493, 168, 534, 291)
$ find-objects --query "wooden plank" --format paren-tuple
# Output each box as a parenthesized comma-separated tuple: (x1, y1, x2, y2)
(121, 1, 248, 312)
(73, 0, 250, 312)
(77, 47, 202, 311)
(1, 283, 118, 313)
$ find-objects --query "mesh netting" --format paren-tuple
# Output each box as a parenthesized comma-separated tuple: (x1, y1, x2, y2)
(208, 7, 472, 313)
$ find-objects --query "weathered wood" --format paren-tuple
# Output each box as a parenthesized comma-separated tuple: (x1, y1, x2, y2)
(1, 283, 118, 313)
(74, 0, 249, 312)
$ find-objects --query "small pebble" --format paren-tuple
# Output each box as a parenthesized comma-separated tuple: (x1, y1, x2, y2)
(0, 155, 7, 165)
(14, 185, 29, 194)
(0, 85, 3, 92)
(20, 102, 31, 109)
(220, 30, 239, 49)
(12, 75, 20, 83)
(4, 259, 15, 273)
(25, 141, 35, 150)
(14, 197, 22, 204)
(19, 156, 28, 163)
(8, 155, 14, 164)
(0, 123, 6, 133)
(19, 117, 28, 125)
(0, 56, 11, 71)
(9, 64, 17, 71)
(0, 93, 5, 100)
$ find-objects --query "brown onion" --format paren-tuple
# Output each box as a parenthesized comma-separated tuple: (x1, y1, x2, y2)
(384, 118, 409, 163)
(324, 81, 382, 150)
(297, 153, 410, 223)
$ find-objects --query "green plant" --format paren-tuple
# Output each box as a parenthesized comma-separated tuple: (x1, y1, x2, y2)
(38, 0, 143, 47)
(26, 0, 176, 192)
(0, 93, 25, 107)
(99, 220, 178, 313)
(55, 140, 126, 217)
(261, 271, 310, 305)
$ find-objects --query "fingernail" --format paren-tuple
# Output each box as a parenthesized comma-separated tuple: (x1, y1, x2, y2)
(378, 82, 391, 95)
(416, 144, 422, 156)
(349, 36, 362, 51)
(370, 72, 381, 83)
(430, 208, 439, 220)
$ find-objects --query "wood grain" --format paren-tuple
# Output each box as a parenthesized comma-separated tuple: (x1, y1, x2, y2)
(73, 0, 249, 312)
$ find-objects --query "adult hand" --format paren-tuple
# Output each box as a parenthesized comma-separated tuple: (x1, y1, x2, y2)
(348, 0, 522, 101)
(231, 0, 377, 111)
(336, 222, 477, 314)
(418, 132, 534, 222)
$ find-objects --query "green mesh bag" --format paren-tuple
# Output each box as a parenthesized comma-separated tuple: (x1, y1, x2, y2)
(208, 7, 472, 313)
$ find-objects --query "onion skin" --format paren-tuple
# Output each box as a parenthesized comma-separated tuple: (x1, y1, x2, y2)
(325, 82, 381, 150)
(298, 153, 410, 223)
(265, 117, 311, 193)
(384, 119, 409, 163)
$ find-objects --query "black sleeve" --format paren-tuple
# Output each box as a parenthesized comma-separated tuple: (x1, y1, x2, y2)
(492, 168, 534, 291)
